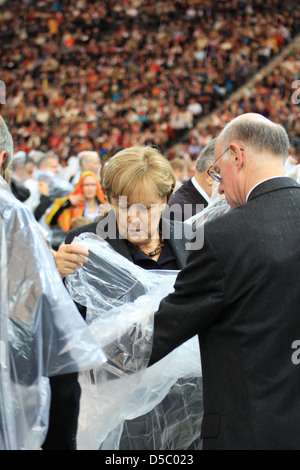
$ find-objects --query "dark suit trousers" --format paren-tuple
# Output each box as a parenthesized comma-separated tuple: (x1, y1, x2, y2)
(42, 373, 81, 451)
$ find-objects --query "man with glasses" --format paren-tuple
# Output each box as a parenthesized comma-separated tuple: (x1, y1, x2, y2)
(168, 139, 216, 221)
(149, 113, 300, 449)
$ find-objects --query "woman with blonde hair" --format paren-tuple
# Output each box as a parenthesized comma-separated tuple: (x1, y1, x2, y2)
(55, 146, 187, 277)
(54, 146, 201, 450)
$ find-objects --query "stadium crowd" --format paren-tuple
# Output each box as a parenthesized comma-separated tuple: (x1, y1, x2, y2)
(1, 0, 300, 452)
(176, 46, 300, 163)
(0, 0, 299, 166)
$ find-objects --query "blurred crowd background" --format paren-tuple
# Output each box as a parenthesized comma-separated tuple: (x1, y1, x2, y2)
(1, 0, 300, 246)
(1, 0, 300, 452)
(1, 0, 299, 163)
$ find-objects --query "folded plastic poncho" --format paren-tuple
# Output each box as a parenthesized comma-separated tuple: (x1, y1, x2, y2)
(0, 178, 106, 450)
(65, 233, 202, 450)
(185, 182, 230, 228)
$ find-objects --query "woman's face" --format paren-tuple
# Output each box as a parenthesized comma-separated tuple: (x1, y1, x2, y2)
(111, 180, 167, 246)
(82, 175, 98, 199)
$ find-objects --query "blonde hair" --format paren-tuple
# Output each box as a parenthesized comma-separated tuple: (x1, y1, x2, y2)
(104, 146, 176, 203)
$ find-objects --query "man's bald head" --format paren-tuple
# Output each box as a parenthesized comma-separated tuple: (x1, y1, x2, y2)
(217, 113, 290, 161)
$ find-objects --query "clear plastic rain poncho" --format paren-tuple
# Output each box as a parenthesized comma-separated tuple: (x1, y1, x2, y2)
(64, 233, 201, 450)
(0, 178, 106, 450)
(185, 181, 230, 228)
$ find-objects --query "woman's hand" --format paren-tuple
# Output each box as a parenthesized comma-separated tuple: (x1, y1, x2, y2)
(54, 244, 89, 278)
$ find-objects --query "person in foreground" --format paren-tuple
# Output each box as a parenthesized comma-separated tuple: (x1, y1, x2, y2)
(55, 145, 202, 449)
(55, 145, 187, 281)
(148, 113, 300, 450)
(0, 116, 105, 450)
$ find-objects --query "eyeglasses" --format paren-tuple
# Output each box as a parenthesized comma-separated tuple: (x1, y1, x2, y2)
(207, 147, 230, 183)
(208, 147, 245, 183)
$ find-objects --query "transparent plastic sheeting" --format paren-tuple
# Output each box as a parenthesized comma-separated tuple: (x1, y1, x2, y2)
(65, 233, 202, 450)
(185, 182, 230, 228)
(0, 178, 106, 450)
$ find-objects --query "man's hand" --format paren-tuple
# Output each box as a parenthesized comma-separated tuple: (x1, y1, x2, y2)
(69, 193, 85, 206)
(54, 244, 89, 278)
(38, 181, 49, 196)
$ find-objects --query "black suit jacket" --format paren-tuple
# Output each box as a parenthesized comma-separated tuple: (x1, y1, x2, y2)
(168, 178, 209, 221)
(149, 177, 300, 450)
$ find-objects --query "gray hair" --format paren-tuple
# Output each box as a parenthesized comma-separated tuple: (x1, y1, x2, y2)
(37, 154, 59, 169)
(11, 156, 26, 172)
(196, 138, 217, 173)
(78, 151, 100, 167)
(0, 115, 13, 172)
(218, 115, 290, 160)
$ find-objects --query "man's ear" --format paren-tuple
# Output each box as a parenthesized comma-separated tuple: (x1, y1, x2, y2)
(229, 144, 244, 171)
(0, 150, 8, 167)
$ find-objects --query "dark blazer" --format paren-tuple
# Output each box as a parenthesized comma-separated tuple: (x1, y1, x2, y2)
(65, 210, 188, 269)
(168, 178, 209, 221)
(149, 177, 300, 450)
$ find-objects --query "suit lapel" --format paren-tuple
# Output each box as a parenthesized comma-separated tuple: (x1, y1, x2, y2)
(161, 217, 187, 269)
(248, 177, 300, 202)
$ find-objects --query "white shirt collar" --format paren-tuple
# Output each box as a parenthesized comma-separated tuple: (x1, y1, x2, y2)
(191, 176, 211, 204)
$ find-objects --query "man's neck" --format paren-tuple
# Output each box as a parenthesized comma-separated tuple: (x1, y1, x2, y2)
(193, 172, 211, 200)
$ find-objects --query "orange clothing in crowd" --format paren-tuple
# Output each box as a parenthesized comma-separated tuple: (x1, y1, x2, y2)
(45, 171, 105, 232)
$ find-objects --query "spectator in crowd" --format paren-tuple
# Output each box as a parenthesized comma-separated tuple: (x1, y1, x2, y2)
(45, 170, 104, 233)
(168, 138, 216, 221)
(284, 145, 300, 174)
(170, 157, 187, 190)
(10, 154, 31, 202)
(187, 161, 196, 179)
(24, 154, 60, 213)
(71, 150, 102, 185)
(286, 145, 300, 183)
(23, 154, 73, 221)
